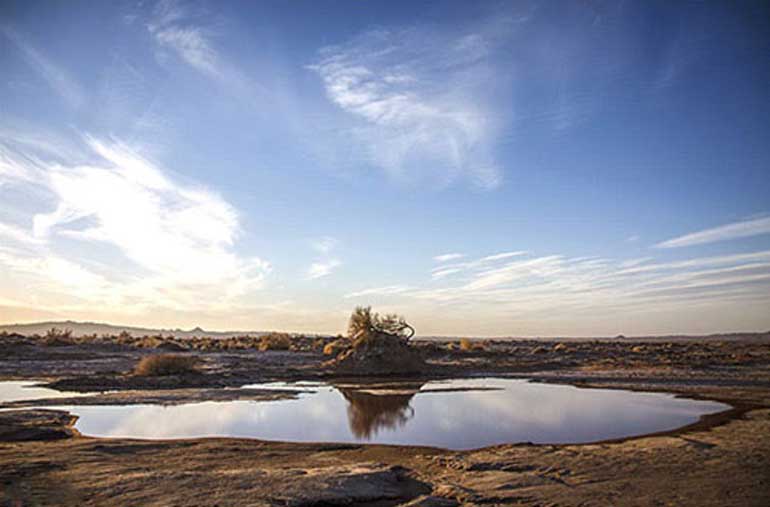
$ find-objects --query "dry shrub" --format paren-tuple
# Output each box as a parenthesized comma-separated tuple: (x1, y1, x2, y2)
(133, 354, 199, 376)
(323, 339, 349, 356)
(459, 338, 485, 352)
(43, 327, 74, 346)
(258, 332, 292, 351)
(347, 306, 414, 340)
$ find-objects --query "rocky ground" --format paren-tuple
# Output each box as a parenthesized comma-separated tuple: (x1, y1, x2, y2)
(1, 332, 769, 506)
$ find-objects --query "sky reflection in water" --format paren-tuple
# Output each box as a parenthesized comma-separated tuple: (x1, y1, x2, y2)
(0, 381, 89, 403)
(40, 378, 729, 449)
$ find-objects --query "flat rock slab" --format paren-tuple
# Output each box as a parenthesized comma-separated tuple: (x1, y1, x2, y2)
(0, 409, 77, 441)
(270, 464, 429, 506)
(400, 495, 459, 506)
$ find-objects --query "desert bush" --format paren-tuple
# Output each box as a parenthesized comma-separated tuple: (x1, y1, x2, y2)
(258, 332, 292, 351)
(43, 327, 74, 346)
(347, 306, 415, 340)
(323, 338, 349, 356)
(133, 354, 199, 376)
(459, 338, 486, 352)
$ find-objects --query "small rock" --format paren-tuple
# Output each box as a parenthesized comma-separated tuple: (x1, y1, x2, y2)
(401, 495, 460, 507)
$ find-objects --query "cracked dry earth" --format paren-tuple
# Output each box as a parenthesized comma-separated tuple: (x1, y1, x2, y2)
(1, 336, 769, 506)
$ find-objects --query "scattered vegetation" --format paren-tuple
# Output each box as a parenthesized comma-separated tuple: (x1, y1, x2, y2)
(42, 327, 74, 346)
(258, 332, 293, 351)
(133, 354, 199, 376)
(347, 306, 415, 340)
(323, 338, 349, 356)
(459, 337, 486, 352)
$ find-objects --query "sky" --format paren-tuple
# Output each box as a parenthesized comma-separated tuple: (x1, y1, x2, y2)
(1, 0, 769, 337)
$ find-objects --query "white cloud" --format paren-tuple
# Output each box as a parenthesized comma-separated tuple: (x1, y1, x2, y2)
(656, 216, 770, 248)
(152, 26, 220, 77)
(309, 25, 507, 189)
(0, 136, 269, 314)
(145, 0, 253, 96)
(430, 250, 527, 279)
(1, 26, 85, 108)
(311, 236, 338, 255)
(0, 223, 43, 246)
(306, 259, 341, 280)
(434, 253, 464, 263)
(478, 251, 528, 262)
(306, 237, 341, 280)
(345, 285, 412, 299)
(431, 267, 463, 280)
(347, 249, 770, 329)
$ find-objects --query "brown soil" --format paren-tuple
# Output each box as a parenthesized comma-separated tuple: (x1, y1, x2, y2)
(325, 331, 426, 375)
(1, 333, 769, 506)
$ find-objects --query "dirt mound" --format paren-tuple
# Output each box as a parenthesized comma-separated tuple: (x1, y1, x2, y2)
(325, 331, 425, 375)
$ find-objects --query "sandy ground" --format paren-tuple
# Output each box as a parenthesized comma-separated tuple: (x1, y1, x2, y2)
(1, 333, 769, 506)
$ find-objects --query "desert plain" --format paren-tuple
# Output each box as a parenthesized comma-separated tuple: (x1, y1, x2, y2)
(1, 330, 769, 506)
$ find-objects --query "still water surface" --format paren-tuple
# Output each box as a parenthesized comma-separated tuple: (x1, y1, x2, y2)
(0, 380, 90, 402)
(2, 378, 726, 450)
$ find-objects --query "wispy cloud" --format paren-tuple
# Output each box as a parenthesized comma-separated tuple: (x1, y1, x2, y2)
(311, 236, 339, 255)
(0, 223, 43, 246)
(145, 0, 253, 96)
(434, 253, 464, 263)
(152, 25, 220, 77)
(1, 26, 84, 108)
(309, 22, 512, 189)
(146, 0, 219, 75)
(346, 248, 770, 334)
(345, 285, 412, 299)
(430, 250, 527, 279)
(306, 259, 341, 280)
(656, 216, 770, 248)
(306, 236, 341, 280)
(0, 135, 269, 314)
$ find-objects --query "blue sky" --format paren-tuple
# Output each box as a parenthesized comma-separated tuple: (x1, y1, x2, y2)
(1, 0, 769, 336)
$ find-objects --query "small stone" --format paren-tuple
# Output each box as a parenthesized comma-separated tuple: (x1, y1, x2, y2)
(401, 495, 460, 507)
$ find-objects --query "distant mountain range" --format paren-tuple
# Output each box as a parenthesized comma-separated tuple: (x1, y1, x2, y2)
(1, 320, 768, 342)
(0, 321, 274, 338)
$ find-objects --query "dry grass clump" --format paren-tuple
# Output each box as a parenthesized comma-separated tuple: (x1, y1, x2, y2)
(42, 327, 74, 346)
(459, 338, 486, 352)
(133, 354, 199, 376)
(258, 332, 292, 351)
(323, 338, 349, 356)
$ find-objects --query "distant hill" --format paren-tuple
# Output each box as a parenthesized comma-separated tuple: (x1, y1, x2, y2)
(0, 321, 274, 339)
(1, 321, 768, 342)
